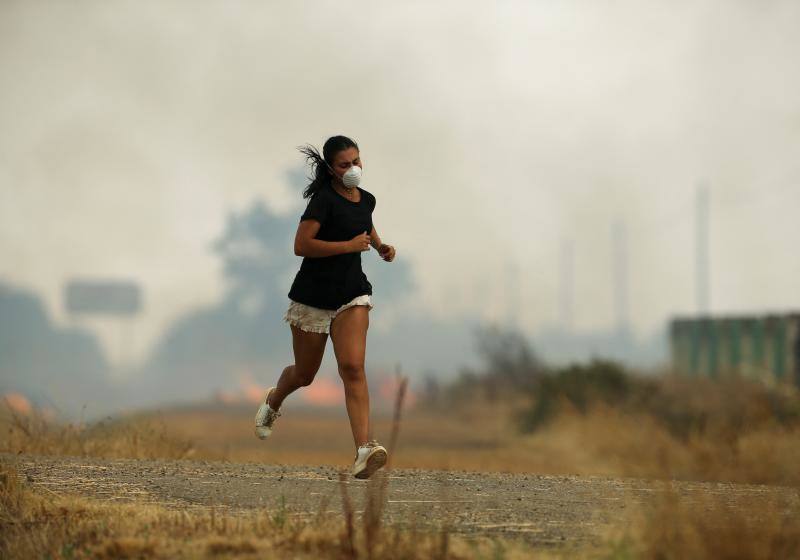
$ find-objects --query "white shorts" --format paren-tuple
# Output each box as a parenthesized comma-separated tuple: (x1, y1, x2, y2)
(283, 294, 373, 334)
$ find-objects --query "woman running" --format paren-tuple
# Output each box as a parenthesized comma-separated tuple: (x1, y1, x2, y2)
(254, 135, 396, 479)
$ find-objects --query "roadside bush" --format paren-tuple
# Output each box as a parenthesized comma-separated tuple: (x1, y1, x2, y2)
(516, 360, 800, 443)
(517, 359, 639, 432)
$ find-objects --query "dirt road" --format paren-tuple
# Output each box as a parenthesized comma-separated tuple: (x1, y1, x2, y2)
(6, 454, 796, 549)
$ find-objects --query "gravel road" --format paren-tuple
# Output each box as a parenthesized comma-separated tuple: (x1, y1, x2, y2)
(5, 453, 796, 550)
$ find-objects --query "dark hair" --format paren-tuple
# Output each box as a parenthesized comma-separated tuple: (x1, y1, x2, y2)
(298, 135, 359, 199)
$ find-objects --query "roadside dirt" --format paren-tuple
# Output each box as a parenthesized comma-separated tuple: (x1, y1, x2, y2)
(5, 453, 796, 550)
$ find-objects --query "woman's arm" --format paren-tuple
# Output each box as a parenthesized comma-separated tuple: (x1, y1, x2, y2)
(369, 225, 382, 250)
(295, 220, 370, 257)
(369, 225, 396, 262)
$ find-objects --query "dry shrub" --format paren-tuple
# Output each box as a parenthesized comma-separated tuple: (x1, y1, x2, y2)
(517, 404, 800, 486)
(0, 406, 200, 461)
(518, 405, 695, 479)
(731, 426, 800, 485)
(517, 361, 800, 441)
(616, 487, 800, 560)
(643, 375, 800, 443)
(481, 360, 800, 486)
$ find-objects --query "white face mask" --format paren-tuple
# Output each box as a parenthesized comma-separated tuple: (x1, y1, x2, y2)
(342, 165, 362, 188)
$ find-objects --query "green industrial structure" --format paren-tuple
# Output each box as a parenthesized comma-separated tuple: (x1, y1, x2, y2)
(670, 313, 800, 385)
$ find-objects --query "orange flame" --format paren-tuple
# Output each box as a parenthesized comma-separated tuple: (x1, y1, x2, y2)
(3, 392, 32, 415)
(216, 368, 414, 409)
(300, 377, 343, 406)
(239, 373, 267, 404)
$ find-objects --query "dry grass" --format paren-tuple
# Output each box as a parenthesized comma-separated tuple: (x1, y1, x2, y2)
(424, 368, 800, 486)
(4, 458, 798, 560)
(0, 377, 542, 560)
(0, 461, 538, 560)
(0, 406, 203, 461)
(4, 371, 800, 558)
(513, 404, 800, 486)
(603, 485, 800, 560)
(5, 379, 799, 487)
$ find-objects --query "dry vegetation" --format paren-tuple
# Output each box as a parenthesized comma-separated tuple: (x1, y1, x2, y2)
(1, 407, 201, 461)
(3, 356, 800, 558)
(3, 456, 798, 560)
(604, 485, 800, 560)
(4, 355, 799, 487)
(0, 460, 539, 559)
(4, 381, 800, 487)
(430, 359, 800, 487)
(0, 378, 540, 559)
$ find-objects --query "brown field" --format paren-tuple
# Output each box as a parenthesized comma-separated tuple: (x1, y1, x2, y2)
(98, 397, 800, 488)
(12, 380, 793, 488)
(3, 372, 800, 558)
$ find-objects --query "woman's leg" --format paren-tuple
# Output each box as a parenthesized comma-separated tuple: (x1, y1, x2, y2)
(330, 305, 370, 447)
(268, 325, 328, 410)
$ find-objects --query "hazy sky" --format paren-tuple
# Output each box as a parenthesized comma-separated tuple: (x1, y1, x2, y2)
(1, 0, 799, 364)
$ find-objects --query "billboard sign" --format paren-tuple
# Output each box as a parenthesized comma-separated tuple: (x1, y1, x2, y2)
(64, 279, 142, 316)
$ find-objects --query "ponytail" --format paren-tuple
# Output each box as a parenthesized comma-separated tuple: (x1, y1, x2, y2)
(298, 144, 330, 199)
(298, 135, 359, 199)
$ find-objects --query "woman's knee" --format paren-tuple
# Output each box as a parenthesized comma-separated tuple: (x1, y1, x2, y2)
(292, 365, 319, 387)
(337, 361, 365, 383)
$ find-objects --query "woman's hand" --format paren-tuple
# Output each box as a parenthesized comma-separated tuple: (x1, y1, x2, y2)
(349, 231, 372, 253)
(378, 243, 396, 262)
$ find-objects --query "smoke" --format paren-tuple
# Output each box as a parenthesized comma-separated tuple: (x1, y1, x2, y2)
(1, 0, 798, 366)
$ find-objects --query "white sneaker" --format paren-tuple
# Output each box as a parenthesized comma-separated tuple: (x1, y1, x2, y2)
(351, 440, 388, 479)
(254, 387, 281, 439)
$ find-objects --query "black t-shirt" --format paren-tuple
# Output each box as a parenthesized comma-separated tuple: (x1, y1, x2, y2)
(287, 184, 376, 310)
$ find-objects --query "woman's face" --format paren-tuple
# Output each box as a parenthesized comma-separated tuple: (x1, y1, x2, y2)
(329, 147, 361, 183)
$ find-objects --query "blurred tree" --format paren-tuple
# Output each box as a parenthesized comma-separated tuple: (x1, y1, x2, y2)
(475, 324, 544, 395)
(517, 359, 631, 432)
(211, 199, 297, 316)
